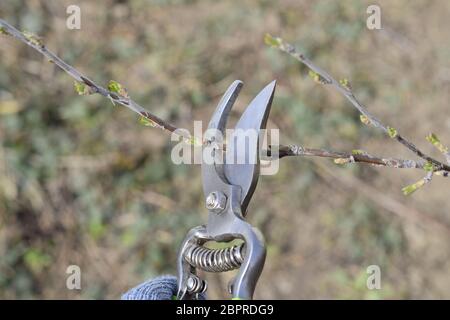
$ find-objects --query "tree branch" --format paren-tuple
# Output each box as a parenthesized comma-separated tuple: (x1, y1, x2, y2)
(267, 143, 448, 176)
(275, 144, 422, 167)
(265, 34, 450, 174)
(0, 19, 184, 139)
(2, 19, 448, 186)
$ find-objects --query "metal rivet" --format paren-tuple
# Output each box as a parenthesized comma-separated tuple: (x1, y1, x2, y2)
(205, 191, 227, 213)
(186, 275, 207, 294)
(186, 277, 196, 291)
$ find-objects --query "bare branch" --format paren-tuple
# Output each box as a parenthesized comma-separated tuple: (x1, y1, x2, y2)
(2, 19, 449, 187)
(271, 144, 426, 169)
(265, 34, 450, 173)
(0, 19, 186, 139)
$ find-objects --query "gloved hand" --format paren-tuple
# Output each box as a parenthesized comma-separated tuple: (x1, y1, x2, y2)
(121, 275, 206, 300)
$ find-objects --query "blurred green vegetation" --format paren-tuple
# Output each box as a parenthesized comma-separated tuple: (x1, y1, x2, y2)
(0, 0, 449, 299)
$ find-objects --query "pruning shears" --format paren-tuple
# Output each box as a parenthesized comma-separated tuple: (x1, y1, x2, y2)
(176, 79, 276, 300)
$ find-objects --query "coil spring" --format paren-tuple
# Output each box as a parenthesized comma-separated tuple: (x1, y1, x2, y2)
(184, 243, 245, 272)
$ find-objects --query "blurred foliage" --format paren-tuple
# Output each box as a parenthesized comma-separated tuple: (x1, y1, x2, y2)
(0, 0, 449, 299)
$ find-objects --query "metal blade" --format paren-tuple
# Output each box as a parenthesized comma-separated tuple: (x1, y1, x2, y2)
(202, 80, 243, 193)
(223, 80, 276, 213)
(206, 80, 243, 132)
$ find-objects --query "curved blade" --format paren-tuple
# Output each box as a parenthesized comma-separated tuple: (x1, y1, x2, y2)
(206, 80, 243, 132)
(223, 80, 276, 213)
(202, 80, 243, 194)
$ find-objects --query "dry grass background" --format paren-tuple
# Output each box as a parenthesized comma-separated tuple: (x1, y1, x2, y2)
(0, 0, 449, 299)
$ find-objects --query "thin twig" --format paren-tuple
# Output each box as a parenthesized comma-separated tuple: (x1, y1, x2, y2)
(273, 145, 425, 169)
(268, 144, 449, 176)
(1, 20, 448, 180)
(0, 19, 184, 138)
(267, 35, 450, 173)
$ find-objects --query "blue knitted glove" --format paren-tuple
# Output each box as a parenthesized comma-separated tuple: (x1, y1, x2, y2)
(121, 275, 206, 300)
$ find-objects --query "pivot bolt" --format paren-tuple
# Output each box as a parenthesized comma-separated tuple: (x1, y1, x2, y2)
(205, 191, 227, 213)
